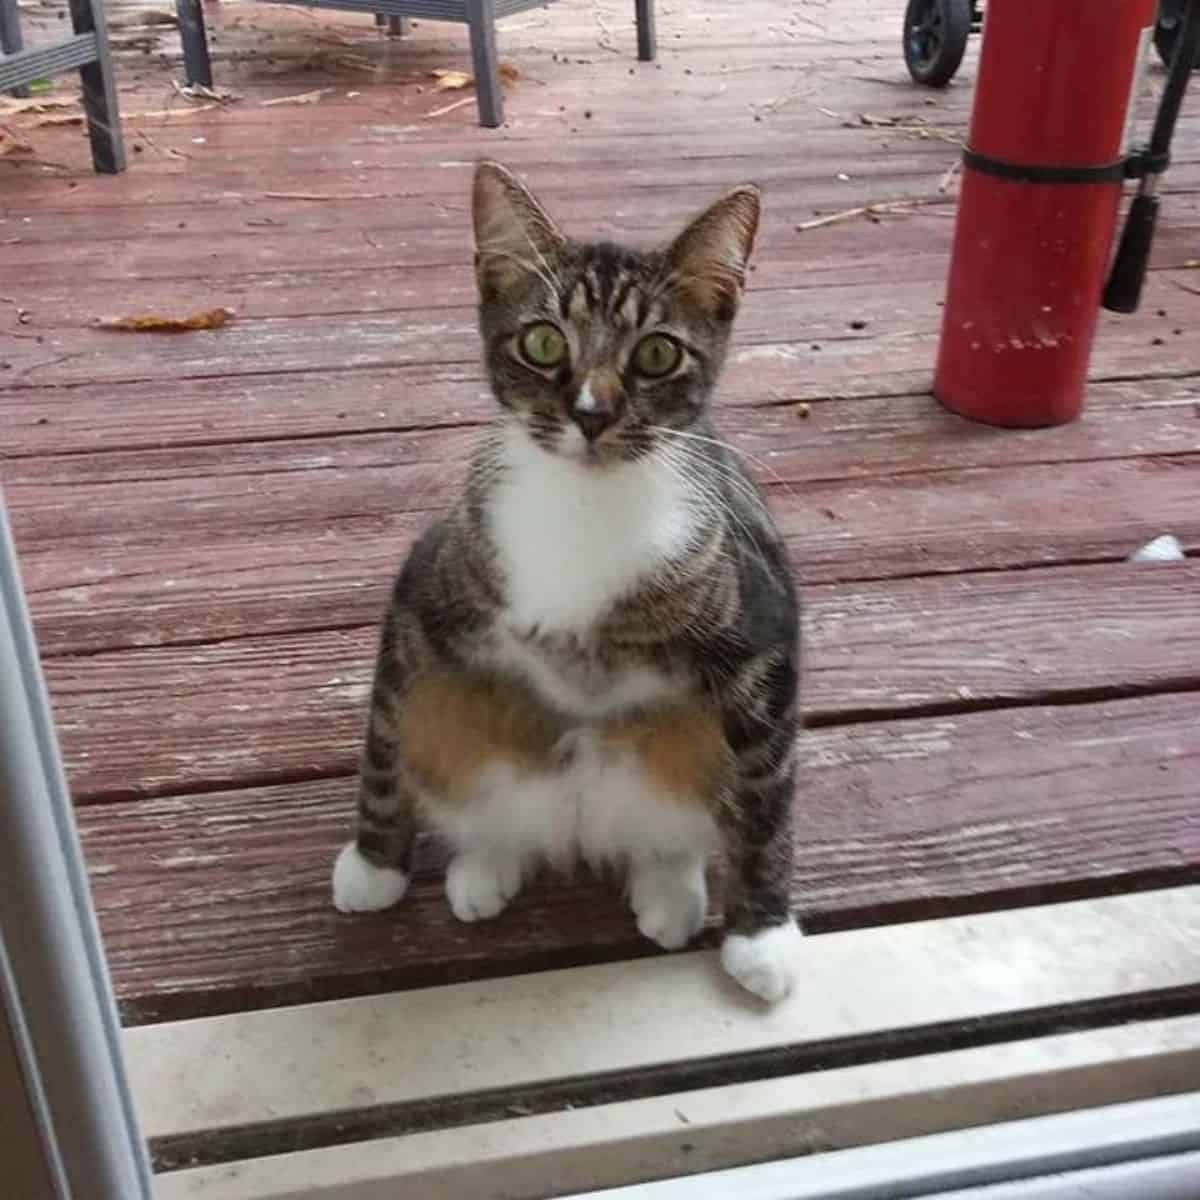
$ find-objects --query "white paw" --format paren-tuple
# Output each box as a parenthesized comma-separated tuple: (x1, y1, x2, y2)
(721, 922, 803, 1004)
(446, 852, 523, 922)
(629, 860, 707, 951)
(332, 842, 409, 913)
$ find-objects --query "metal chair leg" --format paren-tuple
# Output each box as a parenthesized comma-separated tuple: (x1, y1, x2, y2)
(68, 0, 125, 173)
(375, 13, 408, 35)
(0, 0, 30, 98)
(467, 0, 503, 128)
(175, 0, 213, 89)
(635, 0, 656, 61)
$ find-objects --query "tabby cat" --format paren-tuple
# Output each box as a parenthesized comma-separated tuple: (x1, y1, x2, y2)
(332, 161, 802, 1003)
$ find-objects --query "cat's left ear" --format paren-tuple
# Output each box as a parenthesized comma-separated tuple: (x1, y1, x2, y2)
(473, 160, 565, 299)
(665, 185, 761, 322)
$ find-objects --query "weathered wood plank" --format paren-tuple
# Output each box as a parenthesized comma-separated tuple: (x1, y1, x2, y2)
(3, 271, 1198, 390)
(14, 454, 1199, 656)
(7, 377, 1197, 486)
(76, 692, 1200, 1021)
(43, 561, 1200, 801)
(3, 355, 1195, 460)
(4, 178, 1200, 293)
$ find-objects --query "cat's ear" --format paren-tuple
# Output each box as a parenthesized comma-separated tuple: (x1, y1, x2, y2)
(665, 185, 761, 321)
(473, 161, 565, 298)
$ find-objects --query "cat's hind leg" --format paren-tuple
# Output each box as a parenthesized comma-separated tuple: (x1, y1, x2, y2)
(628, 854, 708, 950)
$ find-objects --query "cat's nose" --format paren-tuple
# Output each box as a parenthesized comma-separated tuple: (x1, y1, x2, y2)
(572, 406, 617, 442)
(571, 378, 622, 441)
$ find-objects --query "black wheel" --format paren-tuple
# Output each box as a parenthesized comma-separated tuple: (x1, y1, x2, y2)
(1154, 0, 1200, 70)
(903, 0, 972, 87)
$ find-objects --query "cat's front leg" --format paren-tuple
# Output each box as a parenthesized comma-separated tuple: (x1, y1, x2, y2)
(716, 652, 803, 1005)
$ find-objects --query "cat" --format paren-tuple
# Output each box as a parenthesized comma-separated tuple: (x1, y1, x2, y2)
(332, 161, 802, 1003)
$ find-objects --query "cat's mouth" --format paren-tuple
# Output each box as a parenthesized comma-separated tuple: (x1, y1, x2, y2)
(555, 422, 622, 467)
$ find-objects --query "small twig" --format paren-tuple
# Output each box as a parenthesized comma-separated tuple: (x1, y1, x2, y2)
(262, 190, 387, 201)
(133, 127, 190, 161)
(592, 5, 620, 52)
(260, 88, 334, 108)
(425, 95, 475, 119)
(937, 158, 961, 194)
(123, 104, 218, 120)
(795, 198, 948, 232)
(1165, 276, 1200, 297)
(13, 352, 83, 383)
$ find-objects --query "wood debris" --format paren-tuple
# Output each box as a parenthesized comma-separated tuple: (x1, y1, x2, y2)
(1166, 277, 1200, 297)
(108, 9, 178, 28)
(0, 128, 33, 157)
(33, 113, 84, 128)
(260, 88, 334, 107)
(432, 69, 473, 91)
(937, 159, 961, 194)
(122, 104, 219, 120)
(174, 80, 241, 104)
(96, 308, 236, 333)
(262, 191, 387, 201)
(426, 95, 475, 119)
(795, 199, 946, 232)
(0, 96, 78, 117)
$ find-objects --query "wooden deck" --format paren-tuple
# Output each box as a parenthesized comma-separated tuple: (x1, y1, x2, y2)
(3, 0, 1199, 1025)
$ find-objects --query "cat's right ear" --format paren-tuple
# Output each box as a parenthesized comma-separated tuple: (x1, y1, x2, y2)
(472, 161, 565, 299)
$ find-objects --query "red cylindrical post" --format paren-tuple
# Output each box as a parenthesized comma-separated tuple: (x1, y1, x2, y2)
(934, 0, 1158, 427)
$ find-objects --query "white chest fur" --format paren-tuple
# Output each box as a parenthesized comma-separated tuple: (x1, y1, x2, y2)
(482, 424, 696, 718)
(486, 423, 696, 635)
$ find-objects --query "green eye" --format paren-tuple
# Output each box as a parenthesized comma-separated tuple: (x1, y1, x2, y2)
(633, 333, 682, 379)
(520, 323, 567, 368)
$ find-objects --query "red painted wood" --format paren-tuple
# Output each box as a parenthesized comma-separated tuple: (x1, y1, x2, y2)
(2, 0, 1196, 1025)
(76, 692, 1200, 1022)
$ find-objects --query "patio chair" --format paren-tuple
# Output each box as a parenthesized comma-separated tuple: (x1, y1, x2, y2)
(174, 0, 657, 128)
(0, 0, 125, 173)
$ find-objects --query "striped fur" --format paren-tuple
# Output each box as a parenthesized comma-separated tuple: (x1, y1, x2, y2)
(333, 162, 802, 1002)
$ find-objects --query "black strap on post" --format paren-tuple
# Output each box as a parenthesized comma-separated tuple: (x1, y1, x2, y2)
(961, 151, 1129, 185)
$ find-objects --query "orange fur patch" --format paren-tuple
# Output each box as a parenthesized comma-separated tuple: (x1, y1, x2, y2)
(398, 670, 563, 803)
(604, 704, 730, 808)
(398, 668, 730, 810)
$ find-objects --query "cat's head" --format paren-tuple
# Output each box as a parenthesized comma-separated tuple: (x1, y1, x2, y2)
(472, 160, 759, 466)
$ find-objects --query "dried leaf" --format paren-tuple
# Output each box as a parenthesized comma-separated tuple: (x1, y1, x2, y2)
(96, 307, 236, 333)
(0, 96, 78, 116)
(432, 69, 474, 91)
(0, 128, 33, 157)
(498, 62, 521, 85)
(260, 88, 334, 107)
